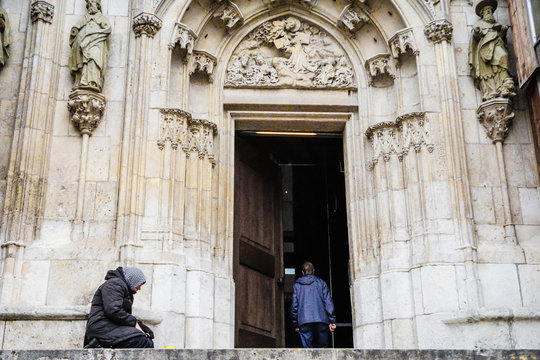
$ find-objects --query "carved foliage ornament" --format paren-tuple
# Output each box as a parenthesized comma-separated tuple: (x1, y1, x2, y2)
(67, 90, 106, 136)
(213, 2, 244, 31)
(133, 12, 162, 38)
(31, 1, 54, 24)
(476, 98, 514, 143)
(424, 19, 453, 44)
(365, 112, 433, 169)
(171, 23, 197, 54)
(225, 16, 356, 89)
(338, 5, 370, 35)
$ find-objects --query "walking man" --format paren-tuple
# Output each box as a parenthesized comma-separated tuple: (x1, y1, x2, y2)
(291, 261, 336, 348)
(84, 266, 154, 348)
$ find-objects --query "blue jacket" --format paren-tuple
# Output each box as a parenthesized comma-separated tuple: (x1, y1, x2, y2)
(291, 274, 336, 327)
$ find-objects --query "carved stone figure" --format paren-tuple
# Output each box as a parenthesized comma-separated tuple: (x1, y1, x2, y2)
(468, 0, 515, 101)
(0, 5, 11, 69)
(225, 16, 355, 89)
(68, 0, 111, 92)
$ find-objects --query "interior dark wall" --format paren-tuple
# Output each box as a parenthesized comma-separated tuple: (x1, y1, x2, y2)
(237, 133, 353, 348)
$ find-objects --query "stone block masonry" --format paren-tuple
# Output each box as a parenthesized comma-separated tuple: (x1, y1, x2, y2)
(0, 349, 540, 359)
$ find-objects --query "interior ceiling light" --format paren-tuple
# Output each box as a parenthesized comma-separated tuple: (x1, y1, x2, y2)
(255, 131, 318, 136)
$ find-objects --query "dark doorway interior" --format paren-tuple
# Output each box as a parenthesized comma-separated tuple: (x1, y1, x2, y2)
(236, 132, 353, 348)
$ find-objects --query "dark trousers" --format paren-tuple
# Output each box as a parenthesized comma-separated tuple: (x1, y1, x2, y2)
(299, 322, 329, 348)
(113, 335, 154, 348)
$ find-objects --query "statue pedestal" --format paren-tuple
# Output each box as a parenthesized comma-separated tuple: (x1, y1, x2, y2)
(67, 90, 106, 136)
(476, 98, 514, 143)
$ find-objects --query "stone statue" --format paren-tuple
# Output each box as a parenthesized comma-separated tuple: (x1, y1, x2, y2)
(69, 0, 111, 92)
(468, 0, 515, 101)
(0, 5, 11, 69)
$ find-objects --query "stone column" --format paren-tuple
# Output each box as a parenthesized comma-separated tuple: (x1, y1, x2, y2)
(116, 11, 162, 264)
(0, 0, 56, 305)
(183, 118, 217, 348)
(424, 18, 483, 309)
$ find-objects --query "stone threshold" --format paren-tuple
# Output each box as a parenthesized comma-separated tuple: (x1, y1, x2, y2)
(1, 349, 539, 359)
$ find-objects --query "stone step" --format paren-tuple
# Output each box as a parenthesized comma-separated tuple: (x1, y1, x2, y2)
(1, 349, 539, 360)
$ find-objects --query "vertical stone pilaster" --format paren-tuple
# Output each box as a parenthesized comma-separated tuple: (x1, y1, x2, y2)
(116, 12, 162, 263)
(425, 18, 482, 309)
(0, 0, 58, 305)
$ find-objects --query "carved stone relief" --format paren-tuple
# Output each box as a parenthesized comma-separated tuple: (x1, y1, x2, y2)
(424, 19, 453, 44)
(158, 109, 218, 165)
(189, 50, 217, 81)
(171, 23, 197, 55)
(389, 28, 418, 60)
(225, 16, 356, 89)
(67, 90, 106, 136)
(365, 54, 394, 87)
(213, 1, 243, 31)
(0, 5, 12, 69)
(337, 5, 369, 36)
(366, 112, 433, 169)
(132, 12, 162, 38)
(31, 1, 54, 24)
(476, 98, 514, 143)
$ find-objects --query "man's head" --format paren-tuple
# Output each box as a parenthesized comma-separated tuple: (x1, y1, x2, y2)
(301, 261, 315, 276)
(122, 266, 146, 293)
(86, 0, 102, 15)
(475, 0, 497, 17)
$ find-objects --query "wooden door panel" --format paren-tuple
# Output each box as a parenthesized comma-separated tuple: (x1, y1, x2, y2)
(234, 137, 284, 348)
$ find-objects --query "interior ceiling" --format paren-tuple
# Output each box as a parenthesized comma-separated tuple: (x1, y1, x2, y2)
(237, 133, 343, 165)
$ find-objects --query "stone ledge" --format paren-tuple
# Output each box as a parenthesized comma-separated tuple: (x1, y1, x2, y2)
(0, 350, 539, 359)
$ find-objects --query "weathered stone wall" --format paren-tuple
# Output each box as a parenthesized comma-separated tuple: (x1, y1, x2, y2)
(0, 0, 538, 351)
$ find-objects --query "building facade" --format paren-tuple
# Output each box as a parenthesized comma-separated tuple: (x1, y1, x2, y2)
(0, 0, 539, 350)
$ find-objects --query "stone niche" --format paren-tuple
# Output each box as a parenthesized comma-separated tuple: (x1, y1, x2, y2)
(224, 16, 356, 89)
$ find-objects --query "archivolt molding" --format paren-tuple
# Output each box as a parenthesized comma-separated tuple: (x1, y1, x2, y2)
(366, 112, 433, 169)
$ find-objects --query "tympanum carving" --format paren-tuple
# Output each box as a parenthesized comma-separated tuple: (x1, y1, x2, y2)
(225, 16, 356, 89)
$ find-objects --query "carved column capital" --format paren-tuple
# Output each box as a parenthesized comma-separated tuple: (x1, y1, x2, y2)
(424, 19, 453, 44)
(67, 90, 106, 136)
(189, 50, 217, 82)
(337, 5, 369, 36)
(158, 108, 192, 150)
(389, 28, 418, 59)
(477, 98, 515, 143)
(365, 54, 395, 87)
(132, 12, 162, 38)
(171, 22, 197, 54)
(213, 1, 244, 31)
(31, 1, 54, 24)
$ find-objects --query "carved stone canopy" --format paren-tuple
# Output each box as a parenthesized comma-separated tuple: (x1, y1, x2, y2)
(225, 16, 356, 89)
(365, 53, 394, 87)
(337, 4, 370, 36)
(389, 28, 418, 60)
(213, 1, 244, 31)
(171, 23, 197, 55)
(189, 50, 217, 81)
(31, 1, 54, 24)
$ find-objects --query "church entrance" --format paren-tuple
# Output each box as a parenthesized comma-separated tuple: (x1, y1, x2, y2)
(233, 130, 353, 348)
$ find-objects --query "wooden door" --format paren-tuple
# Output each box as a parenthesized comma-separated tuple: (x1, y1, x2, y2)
(234, 137, 284, 348)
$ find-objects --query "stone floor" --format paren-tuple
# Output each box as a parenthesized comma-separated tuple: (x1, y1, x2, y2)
(1, 349, 540, 359)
